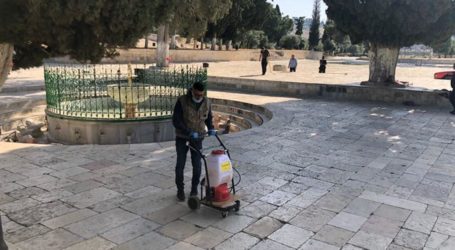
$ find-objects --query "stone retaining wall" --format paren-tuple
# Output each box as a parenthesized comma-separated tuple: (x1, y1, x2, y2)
(208, 76, 452, 109)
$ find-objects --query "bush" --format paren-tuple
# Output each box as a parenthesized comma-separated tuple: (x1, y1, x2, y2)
(279, 35, 301, 49)
(241, 30, 269, 49)
(347, 44, 365, 56)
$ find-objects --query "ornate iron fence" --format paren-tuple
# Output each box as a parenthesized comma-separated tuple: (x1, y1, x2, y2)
(44, 64, 207, 121)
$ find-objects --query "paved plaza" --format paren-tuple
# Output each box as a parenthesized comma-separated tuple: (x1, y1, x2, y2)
(1, 66, 455, 249)
(4, 58, 455, 91)
(1, 90, 455, 249)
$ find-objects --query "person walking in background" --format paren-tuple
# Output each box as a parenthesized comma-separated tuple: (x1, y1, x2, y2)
(259, 47, 270, 75)
(172, 81, 216, 201)
(450, 64, 455, 115)
(319, 56, 327, 73)
(288, 54, 298, 72)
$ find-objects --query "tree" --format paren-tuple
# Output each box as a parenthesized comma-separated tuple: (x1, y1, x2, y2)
(156, 0, 233, 66)
(0, 0, 163, 89)
(205, 0, 255, 50)
(280, 35, 301, 49)
(236, 0, 292, 46)
(294, 17, 305, 36)
(275, 4, 282, 15)
(432, 37, 455, 58)
(241, 30, 268, 49)
(324, 0, 455, 85)
(322, 20, 337, 54)
(308, 0, 321, 50)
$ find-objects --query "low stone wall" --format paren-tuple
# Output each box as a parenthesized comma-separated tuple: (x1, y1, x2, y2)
(46, 98, 273, 145)
(47, 114, 175, 145)
(208, 76, 452, 109)
(47, 49, 323, 64)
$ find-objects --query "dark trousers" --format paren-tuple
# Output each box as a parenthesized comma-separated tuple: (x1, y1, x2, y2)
(175, 137, 202, 194)
(261, 60, 268, 75)
(319, 66, 326, 73)
(450, 91, 455, 111)
(290, 67, 296, 72)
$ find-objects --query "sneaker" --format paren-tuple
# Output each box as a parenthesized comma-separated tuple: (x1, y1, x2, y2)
(190, 191, 198, 197)
(177, 190, 185, 201)
(451, 110, 455, 115)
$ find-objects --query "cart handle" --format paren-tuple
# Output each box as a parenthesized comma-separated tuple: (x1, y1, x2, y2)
(186, 132, 230, 158)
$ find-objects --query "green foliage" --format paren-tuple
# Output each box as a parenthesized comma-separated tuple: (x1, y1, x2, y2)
(170, 0, 233, 39)
(208, 0, 293, 45)
(241, 30, 268, 49)
(300, 39, 308, 50)
(322, 20, 346, 45)
(323, 0, 455, 48)
(0, 0, 163, 69)
(323, 38, 337, 54)
(322, 20, 337, 54)
(206, 0, 254, 42)
(294, 17, 305, 36)
(279, 35, 301, 49)
(309, 0, 321, 49)
(432, 37, 455, 57)
(347, 44, 365, 56)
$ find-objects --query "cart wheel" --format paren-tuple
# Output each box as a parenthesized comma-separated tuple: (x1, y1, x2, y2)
(188, 196, 200, 210)
(234, 200, 240, 212)
(221, 211, 228, 218)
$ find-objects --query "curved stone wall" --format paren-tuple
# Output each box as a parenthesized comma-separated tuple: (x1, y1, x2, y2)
(46, 98, 272, 145)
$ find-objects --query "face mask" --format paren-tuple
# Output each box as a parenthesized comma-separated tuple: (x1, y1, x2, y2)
(192, 96, 203, 103)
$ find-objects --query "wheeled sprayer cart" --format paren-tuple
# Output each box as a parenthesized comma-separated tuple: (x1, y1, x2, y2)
(187, 133, 241, 218)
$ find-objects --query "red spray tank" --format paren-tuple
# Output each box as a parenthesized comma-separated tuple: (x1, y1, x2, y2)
(206, 150, 233, 202)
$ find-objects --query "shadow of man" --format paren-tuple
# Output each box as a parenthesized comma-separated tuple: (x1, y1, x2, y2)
(0, 216, 7, 250)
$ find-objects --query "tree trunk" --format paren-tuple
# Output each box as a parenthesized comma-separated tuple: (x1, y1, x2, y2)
(201, 37, 204, 50)
(170, 34, 177, 49)
(144, 34, 149, 49)
(0, 215, 8, 250)
(226, 40, 232, 51)
(368, 44, 400, 84)
(218, 39, 223, 51)
(156, 24, 170, 68)
(0, 43, 14, 91)
(211, 35, 217, 51)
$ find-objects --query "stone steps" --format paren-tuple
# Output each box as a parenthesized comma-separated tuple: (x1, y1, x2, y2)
(0, 90, 47, 133)
(0, 110, 46, 132)
(211, 99, 271, 133)
(0, 81, 44, 94)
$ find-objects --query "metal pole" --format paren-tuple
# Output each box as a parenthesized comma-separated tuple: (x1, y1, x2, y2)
(0, 215, 8, 250)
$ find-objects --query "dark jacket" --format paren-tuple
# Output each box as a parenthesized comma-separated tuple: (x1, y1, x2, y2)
(172, 89, 214, 139)
(451, 73, 455, 89)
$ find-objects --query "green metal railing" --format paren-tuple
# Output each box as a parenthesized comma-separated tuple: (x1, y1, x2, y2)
(44, 64, 207, 121)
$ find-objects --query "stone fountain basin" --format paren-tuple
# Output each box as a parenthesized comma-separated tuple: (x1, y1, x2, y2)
(107, 84, 151, 105)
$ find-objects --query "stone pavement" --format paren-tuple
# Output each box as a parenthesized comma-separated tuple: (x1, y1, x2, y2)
(1, 89, 455, 249)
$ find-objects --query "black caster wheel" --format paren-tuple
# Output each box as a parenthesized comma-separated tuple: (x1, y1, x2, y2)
(234, 200, 240, 212)
(221, 211, 228, 218)
(188, 196, 200, 210)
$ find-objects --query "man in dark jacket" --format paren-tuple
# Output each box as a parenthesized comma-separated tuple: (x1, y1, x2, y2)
(172, 81, 215, 201)
(450, 64, 455, 115)
(259, 47, 270, 75)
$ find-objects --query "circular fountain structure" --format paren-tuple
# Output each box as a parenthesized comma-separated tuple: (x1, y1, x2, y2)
(43, 63, 271, 145)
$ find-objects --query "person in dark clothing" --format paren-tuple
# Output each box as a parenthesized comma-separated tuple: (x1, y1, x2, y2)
(259, 47, 270, 75)
(172, 81, 215, 201)
(319, 56, 327, 73)
(450, 64, 455, 115)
